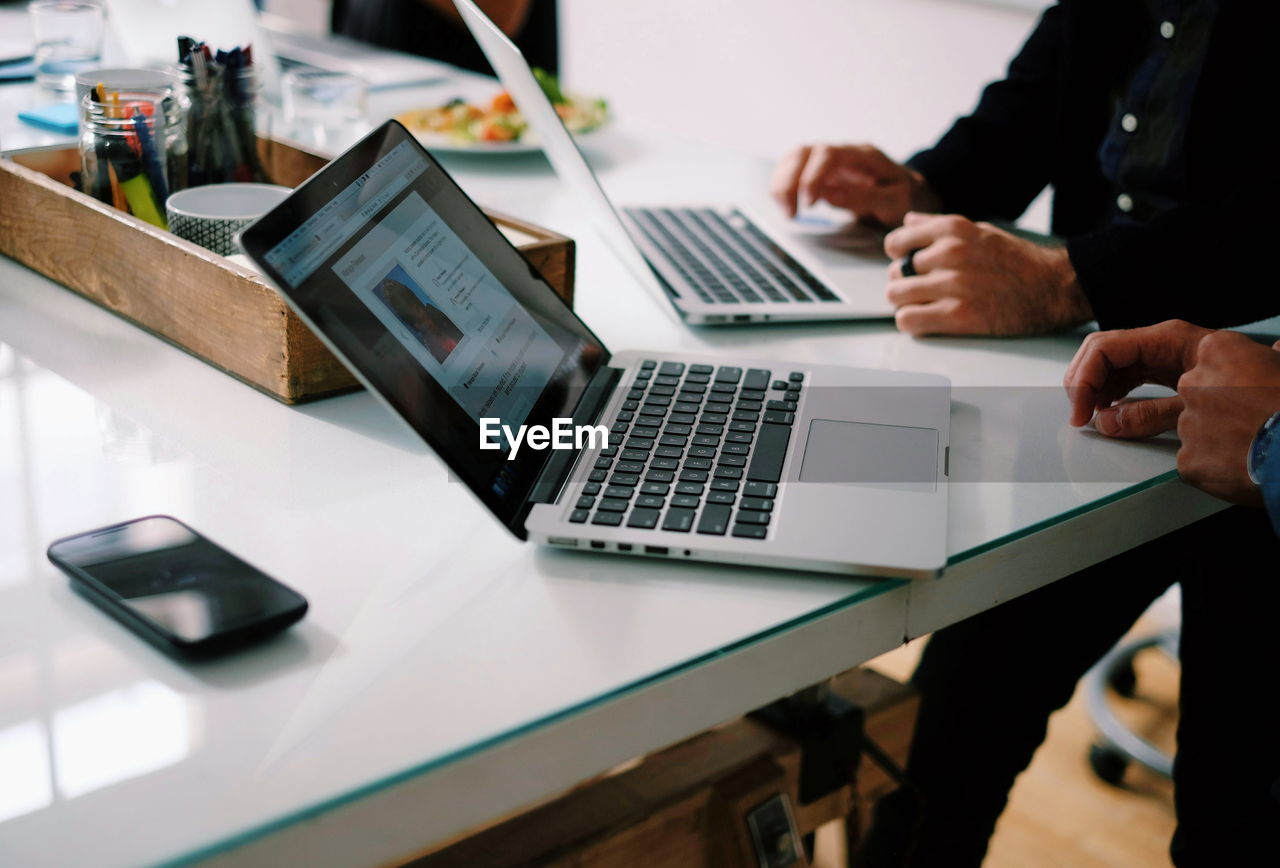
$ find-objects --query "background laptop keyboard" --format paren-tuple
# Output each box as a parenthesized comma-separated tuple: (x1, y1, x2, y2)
(623, 207, 841, 306)
(569, 361, 803, 540)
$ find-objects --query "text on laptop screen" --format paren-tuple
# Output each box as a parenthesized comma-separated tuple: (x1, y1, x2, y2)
(244, 123, 607, 534)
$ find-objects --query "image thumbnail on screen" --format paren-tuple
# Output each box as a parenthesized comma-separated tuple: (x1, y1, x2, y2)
(373, 263, 466, 364)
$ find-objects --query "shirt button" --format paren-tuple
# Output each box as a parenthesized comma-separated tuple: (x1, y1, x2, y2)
(1117, 193, 1134, 213)
(1121, 113, 1138, 132)
(1160, 20, 1175, 39)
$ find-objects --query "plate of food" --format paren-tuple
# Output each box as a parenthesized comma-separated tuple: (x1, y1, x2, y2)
(395, 69, 608, 154)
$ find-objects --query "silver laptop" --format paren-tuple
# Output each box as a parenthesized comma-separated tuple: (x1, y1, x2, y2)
(239, 122, 950, 579)
(454, 0, 897, 325)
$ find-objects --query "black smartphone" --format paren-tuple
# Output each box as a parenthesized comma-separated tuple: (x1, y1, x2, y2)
(48, 515, 308, 659)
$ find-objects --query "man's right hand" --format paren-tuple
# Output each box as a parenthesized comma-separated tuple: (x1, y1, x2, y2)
(770, 144, 939, 225)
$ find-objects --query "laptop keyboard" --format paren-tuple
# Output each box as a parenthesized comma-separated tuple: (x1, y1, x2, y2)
(568, 361, 804, 540)
(623, 207, 842, 306)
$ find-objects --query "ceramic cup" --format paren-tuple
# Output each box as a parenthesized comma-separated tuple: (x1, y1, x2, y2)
(166, 183, 291, 256)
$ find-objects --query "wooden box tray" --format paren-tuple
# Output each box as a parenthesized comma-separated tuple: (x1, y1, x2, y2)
(0, 139, 575, 403)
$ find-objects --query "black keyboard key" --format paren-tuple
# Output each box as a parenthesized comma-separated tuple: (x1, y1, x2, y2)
(785, 390, 801, 403)
(610, 421, 630, 435)
(689, 363, 714, 374)
(649, 385, 676, 397)
(671, 494, 701, 508)
(744, 481, 778, 498)
(652, 457, 680, 471)
(684, 457, 713, 470)
(707, 490, 736, 505)
(701, 414, 728, 427)
(714, 466, 744, 480)
(664, 424, 692, 437)
(679, 382, 706, 394)
(610, 473, 640, 486)
(732, 523, 768, 539)
(643, 395, 671, 408)
(570, 509, 589, 523)
(583, 482, 602, 495)
(622, 400, 639, 411)
(692, 434, 721, 446)
(789, 372, 804, 382)
(627, 389, 645, 401)
(679, 469, 709, 482)
(654, 375, 681, 387)
(659, 361, 685, 377)
(763, 410, 795, 425)
(622, 449, 649, 462)
(645, 469, 675, 483)
(743, 369, 771, 391)
(641, 482, 671, 496)
(724, 442, 750, 455)
(674, 402, 702, 414)
(659, 434, 688, 448)
(710, 478, 740, 492)
(730, 421, 757, 433)
(767, 400, 797, 412)
(636, 494, 666, 509)
(663, 508, 696, 532)
(736, 510, 771, 526)
(600, 446, 619, 457)
(597, 498, 629, 513)
(589, 469, 608, 482)
(685, 373, 710, 385)
(616, 461, 645, 474)
(627, 508, 661, 529)
(655, 445, 685, 458)
(711, 382, 737, 395)
(718, 454, 747, 467)
(592, 511, 624, 526)
(576, 495, 596, 510)
(616, 410, 636, 422)
(705, 400, 733, 414)
(609, 432, 625, 445)
(670, 412, 697, 425)
(675, 481, 705, 495)
(696, 504, 731, 535)
(732, 410, 760, 422)
(736, 400, 763, 412)
(746, 423, 791, 483)
(772, 380, 789, 391)
(715, 366, 743, 384)
(639, 404, 666, 417)
(625, 437, 655, 451)
(676, 392, 704, 404)
(594, 456, 613, 470)
(741, 497, 774, 512)
(604, 485, 635, 500)
(726, 431, 754, 444)
(690, 445, 717, 458)
(741, 390, 766, 402)
(641, 360, 657, 369)
(635, 369, 653, 380)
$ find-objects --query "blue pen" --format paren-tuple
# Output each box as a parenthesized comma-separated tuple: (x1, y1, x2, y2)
(132, 107, 170, 218)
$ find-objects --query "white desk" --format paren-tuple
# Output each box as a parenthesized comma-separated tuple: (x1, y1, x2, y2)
(0, 54, 1225, 868)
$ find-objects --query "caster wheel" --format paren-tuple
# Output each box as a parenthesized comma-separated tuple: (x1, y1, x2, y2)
(1089, 744, 1128, 786)
(1107, 660, 1138, 698)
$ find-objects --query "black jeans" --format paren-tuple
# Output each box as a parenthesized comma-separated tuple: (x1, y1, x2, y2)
(857, 508, 1280, 868)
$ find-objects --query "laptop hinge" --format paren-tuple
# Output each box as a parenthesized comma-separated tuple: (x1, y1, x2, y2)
(527, 364, 622, 506)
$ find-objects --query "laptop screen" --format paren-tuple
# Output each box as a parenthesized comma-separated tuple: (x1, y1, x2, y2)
(240, 121, 609, 535)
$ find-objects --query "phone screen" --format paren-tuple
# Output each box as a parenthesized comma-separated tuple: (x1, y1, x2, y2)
(49, 516, 305, 646)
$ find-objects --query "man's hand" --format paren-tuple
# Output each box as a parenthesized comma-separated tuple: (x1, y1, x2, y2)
(1063, 319, 1212, 437)
(1177, 331, 1280, 505)
(883, 213, 1094, 336)
(770, 144, 939, 225)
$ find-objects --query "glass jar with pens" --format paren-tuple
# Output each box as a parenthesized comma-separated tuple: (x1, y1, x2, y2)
(78, 88, 183, 230)
(176, 37, 272, 187)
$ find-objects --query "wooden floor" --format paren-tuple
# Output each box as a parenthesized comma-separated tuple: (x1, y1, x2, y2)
(816, 611, 1181, 868)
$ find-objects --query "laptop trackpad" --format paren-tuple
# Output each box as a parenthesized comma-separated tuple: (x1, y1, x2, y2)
(798, 419, 938, 493)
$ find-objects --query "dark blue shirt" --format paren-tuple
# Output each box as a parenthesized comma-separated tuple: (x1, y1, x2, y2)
(1097, 0, 1220, 224)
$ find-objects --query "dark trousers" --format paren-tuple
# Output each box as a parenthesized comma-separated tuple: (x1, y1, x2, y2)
(857, 507, 1280, 868)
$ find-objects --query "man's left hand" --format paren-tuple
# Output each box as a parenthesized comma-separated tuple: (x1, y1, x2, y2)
(883, 213, 1094, 336)
(1177, 331, 1280, 506)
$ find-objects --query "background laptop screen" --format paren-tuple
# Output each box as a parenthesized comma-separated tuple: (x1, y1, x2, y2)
(242, 122, 608, 534)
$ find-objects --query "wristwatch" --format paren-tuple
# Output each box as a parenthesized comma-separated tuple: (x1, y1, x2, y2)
(1246, 411, 1280, 485)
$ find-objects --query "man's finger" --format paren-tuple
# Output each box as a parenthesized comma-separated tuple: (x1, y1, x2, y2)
(894, 297, 969, 336)
(770, 145, 811, 217)
(885, 271, 954, 307)
(797, 145, 836, 210)
(1092, 395, 1185, 439)
(884, 214, 965, 259)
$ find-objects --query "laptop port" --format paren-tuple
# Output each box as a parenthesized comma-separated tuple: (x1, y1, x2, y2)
(589, 540, 605, 550)
(549, 537, 577, 546)
(618, 543, 633, 552)
(644, 545, 668, 555)
(733, 314, 751, 323)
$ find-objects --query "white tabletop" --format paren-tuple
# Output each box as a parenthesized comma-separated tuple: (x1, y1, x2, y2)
(0, 14, 1231, 866)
